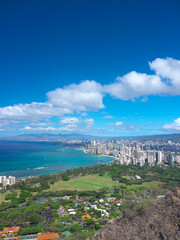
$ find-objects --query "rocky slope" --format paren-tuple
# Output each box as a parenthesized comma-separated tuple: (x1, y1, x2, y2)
(92, 188, 180, 240)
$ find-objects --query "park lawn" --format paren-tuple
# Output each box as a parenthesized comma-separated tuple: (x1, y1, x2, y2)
(126, 181, 162, 191)
(48, 173, 162, 192)
(0, 192, 6, 203)
(48, 174, 119, 191)
(93, 172, 112, 179)
(0, 189, 21, 204)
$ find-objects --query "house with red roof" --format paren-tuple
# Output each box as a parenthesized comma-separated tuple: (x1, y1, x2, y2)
(37, 232, 59, 240)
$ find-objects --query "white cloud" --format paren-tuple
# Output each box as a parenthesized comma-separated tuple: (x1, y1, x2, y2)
(30, 121, 55, 127)
(0, 102, 72, 122)
(103, 115, 114, 119)
(163, 118, 180, 132)
(20, 118, 96, 133)
(106, 121, 140, 132)
(140, 96, 148, 102)
(0, 80, 104, 124)
(59, 117, 80, 125)
(47, 80, 104, 111)
(104, 57, 180, 100)
(21, 124, 79, 133)
(115, 122, 123, 126)
(104, 71, 168, 100)
(149, 57, 180, 91)
(81, 112, 88, 117)
(20, 117, 95, 133)
(1, 57, 180, 134)
(0, 128, 6, 132)
(0, 121, 10, 127)
(84, 118, 94, 127)
(107, 121, 123, 126)
(21, 126, 56, 132)
(100, 111, 107, 115)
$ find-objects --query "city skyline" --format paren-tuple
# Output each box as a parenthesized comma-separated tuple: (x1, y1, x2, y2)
(0, 0, 180, 137)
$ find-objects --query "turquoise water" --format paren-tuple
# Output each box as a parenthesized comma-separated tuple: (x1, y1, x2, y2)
(0, 141, 113, 178)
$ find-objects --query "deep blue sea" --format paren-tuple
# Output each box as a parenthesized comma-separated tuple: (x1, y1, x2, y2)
(0, 141, 113, 178)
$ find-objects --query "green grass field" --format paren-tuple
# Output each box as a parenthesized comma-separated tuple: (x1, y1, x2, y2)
(126, 181, 161, 190)
(0, 174, 162, 203)
(49, 173, 119, 191)
(48, 172, 161, 192)
(0, 192, 6, 203)
(0, 190, 21, 204)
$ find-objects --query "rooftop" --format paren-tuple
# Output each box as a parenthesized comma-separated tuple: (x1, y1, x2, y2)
(3, 227, 20, 234)
(37, 232, 59, 240)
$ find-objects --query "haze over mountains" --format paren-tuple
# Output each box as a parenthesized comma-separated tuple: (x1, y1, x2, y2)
(1, 133, 180, 142)
(0, 133, 93, 141)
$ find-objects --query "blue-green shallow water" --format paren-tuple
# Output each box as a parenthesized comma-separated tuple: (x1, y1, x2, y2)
(0, 141, 113, 178)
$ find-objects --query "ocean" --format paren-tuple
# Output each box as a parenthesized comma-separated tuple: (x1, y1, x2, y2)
(0, 141, 113, 178)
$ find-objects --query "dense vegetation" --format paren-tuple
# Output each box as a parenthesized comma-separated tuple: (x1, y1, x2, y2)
(0, 163, 179, 239)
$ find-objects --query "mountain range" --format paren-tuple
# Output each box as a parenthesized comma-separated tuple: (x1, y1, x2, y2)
(1, 133, 180, 141)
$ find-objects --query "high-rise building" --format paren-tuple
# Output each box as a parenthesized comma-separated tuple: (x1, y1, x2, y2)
(9, 176, 16, 185)
(147, 150, 155, 164)
(91, 140, 96, 146)
(175, 156, 180, 164)
(112, 149, 118, 156)
(168, 153, 174, 165)
(1, 176, 16, 188)
(138, 160, 145, 167)
(137, 151, 146, 162)
(0, 176, 6, 183)
(156, 151, 162, 164)
(134, 149, 138, 160)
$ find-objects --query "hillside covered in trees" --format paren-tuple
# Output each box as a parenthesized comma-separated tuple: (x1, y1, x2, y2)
(0, 163, 179, 239)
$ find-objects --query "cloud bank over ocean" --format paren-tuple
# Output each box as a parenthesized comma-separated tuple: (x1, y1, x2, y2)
(1, 57, 180, 135)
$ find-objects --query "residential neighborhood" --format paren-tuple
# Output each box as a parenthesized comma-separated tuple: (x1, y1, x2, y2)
(0, 227, 59, 240)
(0, 193, 123, 239)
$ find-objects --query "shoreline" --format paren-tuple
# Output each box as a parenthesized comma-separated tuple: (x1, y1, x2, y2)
(21, 149, 115, 180)
(82, 148, 119, 163)
(82, 148, 115, 160)
(0, 144, 115, 180)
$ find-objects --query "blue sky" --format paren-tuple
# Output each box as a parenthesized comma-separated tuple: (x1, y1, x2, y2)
(0, 0, 180, 136)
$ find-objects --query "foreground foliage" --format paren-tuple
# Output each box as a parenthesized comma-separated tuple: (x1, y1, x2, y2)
(0, 163, 179, 239)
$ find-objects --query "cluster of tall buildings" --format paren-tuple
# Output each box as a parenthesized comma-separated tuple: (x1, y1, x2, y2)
(86, 139, 180, 167)
(0, 176, 16, 188)
(118, 148, 163, 166)
(175, 155, 180, 164)
(86, 140, 108, 155)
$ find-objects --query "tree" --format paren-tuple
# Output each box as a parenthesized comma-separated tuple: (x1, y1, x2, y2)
(40, 182, 50, 190)
(110, 211, 119, 218)
(10, 198, 19, 207)
(5, 191, 17, 200)
(62, 174, 69, 181)
(29, 215, 40, 224)
(71, 224, 81, 232)
(95, 223, 101, 229)
(20, 191, 32, 198)
(19, 226, 42, 235)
